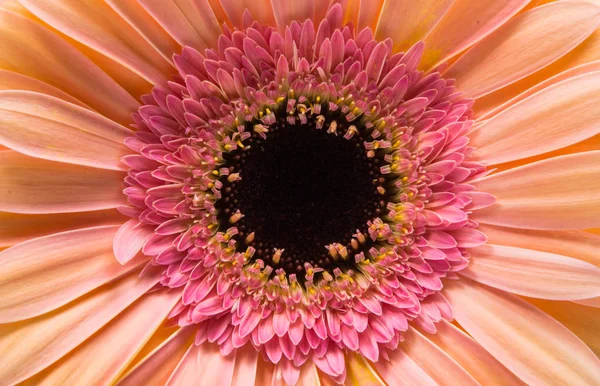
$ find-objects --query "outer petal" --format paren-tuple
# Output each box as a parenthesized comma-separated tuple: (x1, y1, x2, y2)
(0, 10, 138, 124)
(470, 71, 600, 165)
(375, 0, 453, 52)
(113, 219, 155, 265)
(445, 280, 600, 385)
(472, 151, 600, 230)
(230, 345, 259, 386)
(421, 0, 530, 69)
(221, 0, 275, 27)
(357, 0, 385, 30)
(0, 69, 87, 107)
(462, 244, 600, 300)
(0, 226, 149, 323)
(23, 290, 181, 385)
(117, 328, 194, 386)
(0, 91, 132, 170)
(0, 151, 126, 214)
(345, 354, 385, 386)
(0, 267, 160, 385)
(373, 348, 443, 386)
(166, 343, 236, 385)
(445, 1, 600, 98)
(271, 0, 314, 31)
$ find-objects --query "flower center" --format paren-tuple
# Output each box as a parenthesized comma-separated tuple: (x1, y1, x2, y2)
(216, 106, 390, 276)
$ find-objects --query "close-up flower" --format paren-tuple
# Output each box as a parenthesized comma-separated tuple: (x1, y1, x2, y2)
(1, 0, 600, 385)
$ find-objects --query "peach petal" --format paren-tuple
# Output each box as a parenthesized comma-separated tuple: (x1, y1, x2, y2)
(0, 69, 86, 107)
(574, 297, 600, 308)
(470, 71, 600, 165)
(114, 219, 155, 265)
(421, 0, 530, 69)
(117, 328, 194, 386)
(445, 1, 600, 98)
(20, 0, 172, 85)
(0, 151, 126, 214)
(0, 209, 126, 248)
(344, 353, 386, 385)
(24, 289, 181, 385)
(422, 320, 522, 384)
(357, 0, 385, 30)
(163, 344, 202, 385)
(0, 226, 149, 323)
(230, 344, 259, 386)
(0, 10, 138, 124)
(166, 343, 236, 385)
(0, 267, 160, 385)
(271, 0, 314, 31)
(462, 244, 600, 301)
(445, 280, 600, 384)
(0, 91, 133, 170)
(375, 0, 453, 52)
(472, 151, 600, 230)
(220, 0, 275, 27)
(373, 348, 438, 386)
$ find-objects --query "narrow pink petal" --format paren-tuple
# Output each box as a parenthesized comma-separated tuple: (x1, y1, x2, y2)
(20, 0, 172, 85)
(472, 151, 600, 230)
(230, 344, 258, 386)
(470, 71, 600, 165)
(375, 0, 453, 52)
(220, 0, 275, 27)
(0, 91, 133, 170)
(0, 225, 149, 323)
(0, 267, 160, 385)
(445, 280, 600, 384)
(0, 69, 87, 107)
(0, 151, 126, 214)
(423, 320, 521, 384)
(462, 244, 600, 300)
(0, 209, 126, 248)
(167, 343, 236, 385)
(118, 328, 194, 386)
(114, 219, 155, 264)
(421, 0, 530, 69)
(271, 0, 314, 30)
(445, 1, 600, 98)
(373, 348, 438, 386)
(0, 10, 138, 124)
(25, 289, 181, 385)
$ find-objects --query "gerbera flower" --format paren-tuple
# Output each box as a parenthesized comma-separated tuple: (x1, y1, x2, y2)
(1, 0, 599, 384)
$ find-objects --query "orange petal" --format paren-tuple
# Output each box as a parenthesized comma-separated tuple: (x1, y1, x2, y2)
(271, 0, 314, 30)
(472, 151, 600, 230)
(445, 1, 600, 98)
(0, 267, 160, 385)
(357, 0, 385, 30)
(445, 280, 600, 384)
(421, 0, 530, 69)
(470, 71, 600, 165)
(0, 69, 87, 107)
(375, 0, 453, 52)
(0, 10, 139, 124)
(117, 327, 194, 386)
(0, 225, 148, 323)
(25, 289, 181, 385)
(0, 91, 132, 170)
(462, 244, 600, 300)
(422, 320, 522, 384)
(0, 209, 126, 248)
(345, 354, 386, 385)
(0, 151, 126, 214)
(220, 0, 275, 27)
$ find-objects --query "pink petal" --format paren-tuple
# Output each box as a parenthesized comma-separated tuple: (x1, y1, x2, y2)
(445, 1, 600, 98)
(114, 219, 155, 264)
(462, 244, 600, 300)
(472, 151, 600, 230)
(0, 225, 149, 323)
(118, 328, 194, 386)
(0, 151, 126, 214)
(0, 267, 160, 385)
(421, 0, 530, 69)
(470, 71, 600, 165)
(0, 10, 138, 124)
(445, 280, 600, 384)
(25, 289, 181, 385)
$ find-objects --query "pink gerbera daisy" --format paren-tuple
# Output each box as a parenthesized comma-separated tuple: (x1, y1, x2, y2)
(1, 0, 600, 385)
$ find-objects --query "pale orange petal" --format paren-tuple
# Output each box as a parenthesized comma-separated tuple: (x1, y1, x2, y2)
(373, 347, 442, 386)
(375, 0, 453, 52)
(422, 320, 522, 384)
(0, 10, 138, 124)
(166, 343, 236, 385)
(0, 91, 132, 170)
(117, 328, 194, 386)
(220, 0, 275, 27)
(0, 209, 126, 248)
(472, 151, 600, 230)
(345, 354, 386, 385)
(421, 0, 530, 69)
(0, 226, 148, 323)
(0, 151, 126, 214)
(574, 297, 600, 308)
(462, 244, 600, 300)
(0, 267, 160, 385)
(24, 289, 181, 385)
(445, 280, 600, 384)
(0, 69, 87, 107)
(271, 0, 314, 30)
(445, 1, 600, 98)
(230, 344, 259, 386)
(357, 0, 385, 30)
